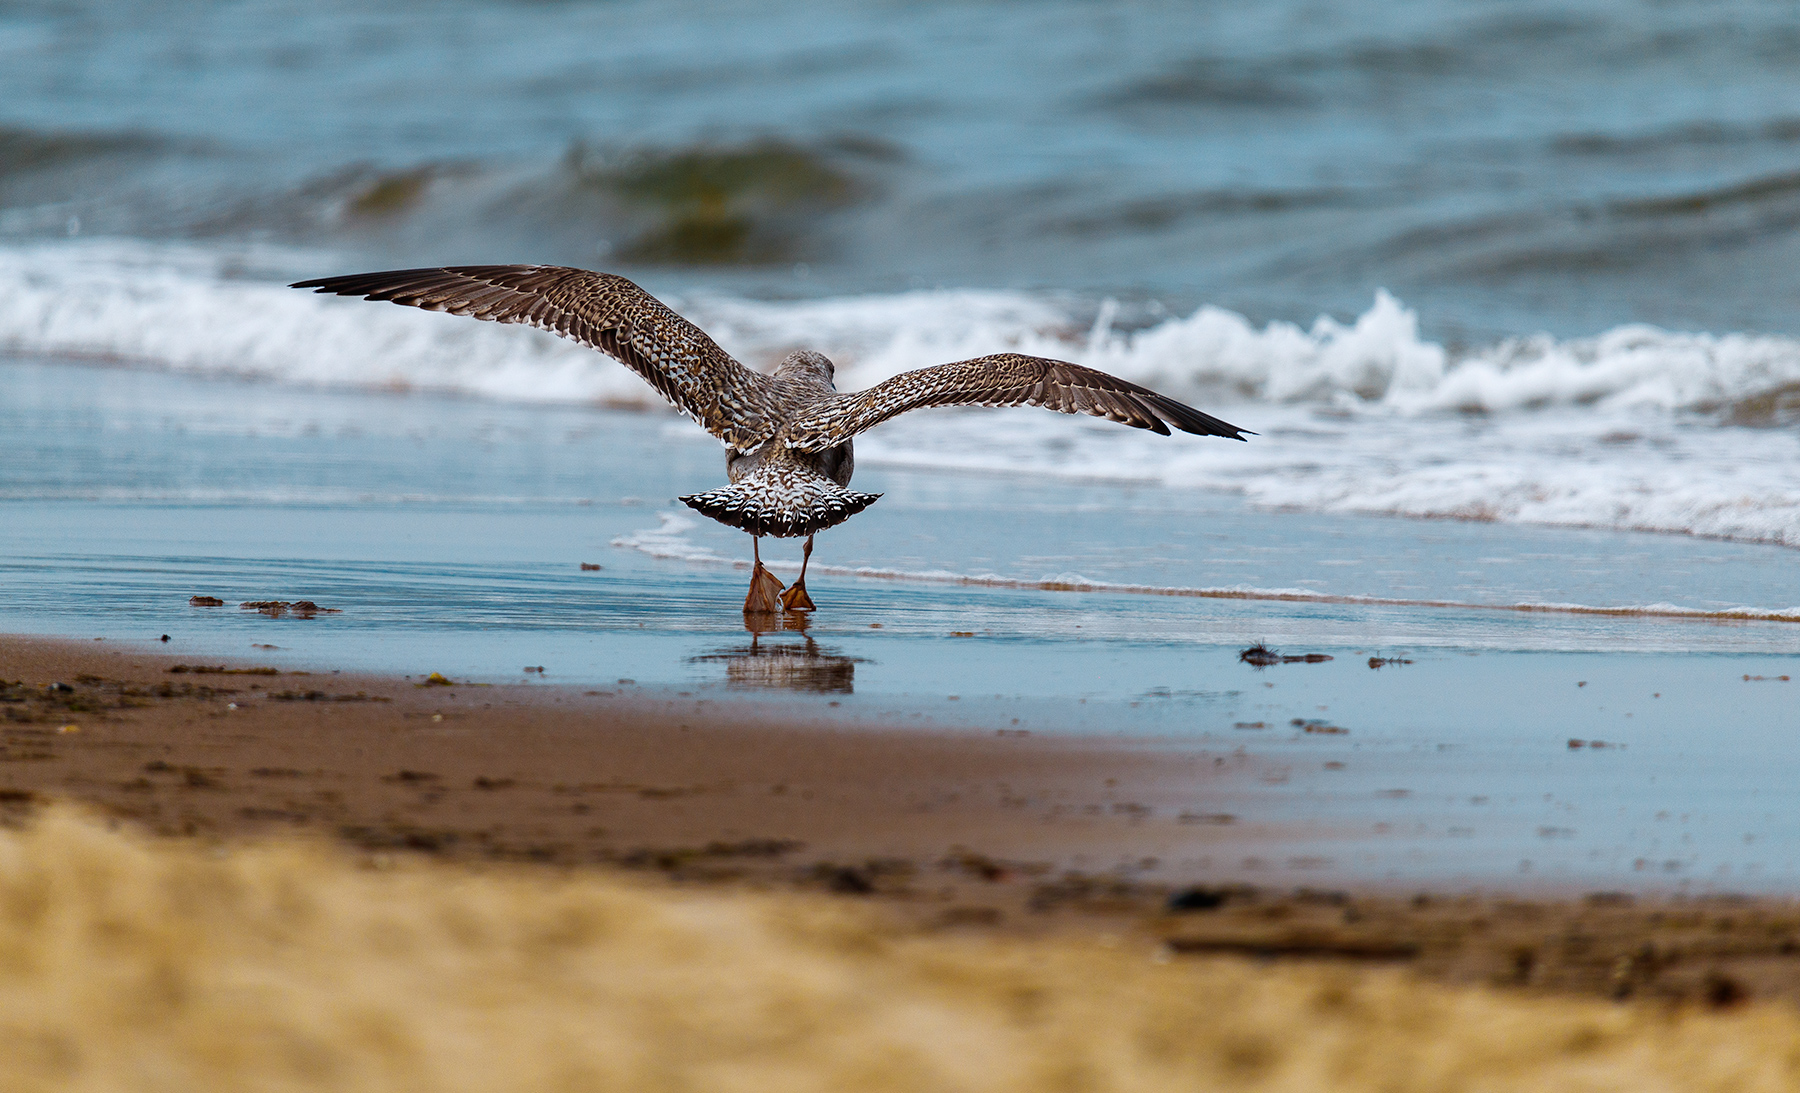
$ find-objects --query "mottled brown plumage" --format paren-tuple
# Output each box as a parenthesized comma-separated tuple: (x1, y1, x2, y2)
(291, 265, 786, 451)
(293, 265, 1250, 609)
(781, 353, 1246, 450)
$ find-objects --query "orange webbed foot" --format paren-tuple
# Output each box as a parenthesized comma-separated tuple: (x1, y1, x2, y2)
(744, 562, 787, 615)
(780, 580, 815, 612)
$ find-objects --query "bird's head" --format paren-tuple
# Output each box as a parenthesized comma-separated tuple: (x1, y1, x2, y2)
(774, 349, 836, 389)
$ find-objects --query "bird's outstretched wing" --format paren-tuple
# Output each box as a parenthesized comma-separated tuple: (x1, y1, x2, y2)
(291, 265, 784, 450)
(782, 352, 1250, 451)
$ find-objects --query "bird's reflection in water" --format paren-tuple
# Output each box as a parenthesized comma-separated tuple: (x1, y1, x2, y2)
(691, 614, 863, 694)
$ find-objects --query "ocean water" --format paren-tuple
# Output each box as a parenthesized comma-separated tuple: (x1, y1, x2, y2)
(3, 1, 1798, 890)
(4, 1, 1799, 549)
(7, 0, 1800, 338)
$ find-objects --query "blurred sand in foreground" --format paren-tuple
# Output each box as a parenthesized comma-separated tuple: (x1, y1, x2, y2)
(3, 806, 1797, 1093)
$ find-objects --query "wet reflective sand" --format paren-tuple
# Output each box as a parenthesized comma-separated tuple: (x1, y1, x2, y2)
(3, 361, 1797, 892)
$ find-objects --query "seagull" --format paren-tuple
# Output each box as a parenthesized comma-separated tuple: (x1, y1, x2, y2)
(291, 265, 1251, 613)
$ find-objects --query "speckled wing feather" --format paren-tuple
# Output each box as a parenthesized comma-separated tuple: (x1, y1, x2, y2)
(782, 353, 1250, 450)
(291, 265, 784, 449)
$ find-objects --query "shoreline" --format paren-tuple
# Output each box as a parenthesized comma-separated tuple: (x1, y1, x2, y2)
(7, 630, 1800, 1010)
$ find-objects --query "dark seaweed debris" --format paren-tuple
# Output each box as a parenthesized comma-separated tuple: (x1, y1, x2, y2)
(1239, 644, 1333, 667)
(240, 600, 341, 617)
(168, 665, 280, 676)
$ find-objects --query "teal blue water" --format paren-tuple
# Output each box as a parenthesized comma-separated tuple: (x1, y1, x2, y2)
(5, 0, 1800, 338)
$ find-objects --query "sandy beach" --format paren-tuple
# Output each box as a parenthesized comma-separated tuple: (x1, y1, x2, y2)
(6, 632, 1800, 1090)
(7, 632, 1800, 1006)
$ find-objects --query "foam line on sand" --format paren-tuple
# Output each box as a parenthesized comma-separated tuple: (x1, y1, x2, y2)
(613, 513, 1800, 625)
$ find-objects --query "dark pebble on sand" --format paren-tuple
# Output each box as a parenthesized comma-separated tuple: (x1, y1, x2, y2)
(1166, 887, 1231, 912)
(823, 866, 875, 895)
(1705, 971, 1749, 1008)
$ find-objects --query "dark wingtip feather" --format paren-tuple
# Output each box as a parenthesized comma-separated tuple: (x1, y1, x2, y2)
(289, 268, 465, 295)
(1144, 393, 1252, 441)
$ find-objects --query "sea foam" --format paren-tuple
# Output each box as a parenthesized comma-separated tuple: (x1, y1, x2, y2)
(3, 239, 1797, 546)
(614, 515, 1800, 624)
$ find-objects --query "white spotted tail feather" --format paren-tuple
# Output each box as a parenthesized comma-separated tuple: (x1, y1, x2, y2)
(681, 463, 880, 538)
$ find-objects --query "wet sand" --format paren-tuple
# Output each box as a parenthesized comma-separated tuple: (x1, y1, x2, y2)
(7, 632, 1800, 1014)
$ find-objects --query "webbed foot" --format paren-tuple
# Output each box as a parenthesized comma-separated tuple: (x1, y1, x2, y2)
(779, 579, 815, 612)
(744, 562, 787, 615)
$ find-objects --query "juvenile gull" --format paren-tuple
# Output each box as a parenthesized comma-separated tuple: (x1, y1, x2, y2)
(292, 265, 1251, 612)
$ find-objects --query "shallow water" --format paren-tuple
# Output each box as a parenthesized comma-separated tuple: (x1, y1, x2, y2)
(5, 359, 1796, 655)
(4, 359, 1797, 892)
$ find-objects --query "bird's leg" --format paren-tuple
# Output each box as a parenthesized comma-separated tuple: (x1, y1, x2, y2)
(745, 535, 786, 614)
(780, 534, 816, 612)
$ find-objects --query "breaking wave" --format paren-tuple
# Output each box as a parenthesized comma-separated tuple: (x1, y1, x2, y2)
(8, 239, 1800, 417)
(3, 238, 1798, 546)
